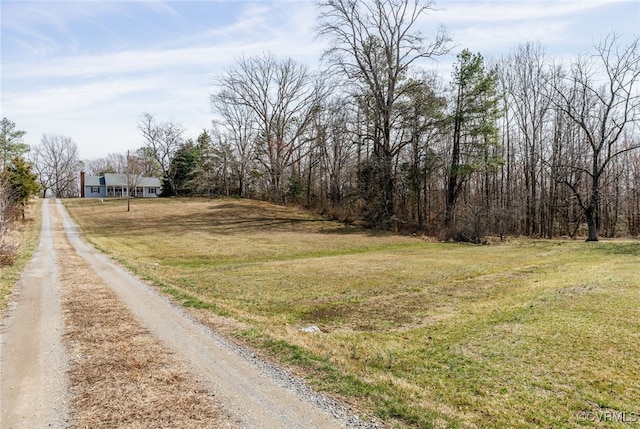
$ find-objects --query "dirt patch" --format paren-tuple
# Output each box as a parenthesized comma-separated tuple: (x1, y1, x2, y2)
(53, 206, 238, 428)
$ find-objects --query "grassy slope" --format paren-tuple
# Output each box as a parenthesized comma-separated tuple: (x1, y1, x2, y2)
(64, 198, 640, 428)
(0, 199, 42, 314)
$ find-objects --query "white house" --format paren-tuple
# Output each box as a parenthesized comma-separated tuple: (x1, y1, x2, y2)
(80, 172, 162, 198)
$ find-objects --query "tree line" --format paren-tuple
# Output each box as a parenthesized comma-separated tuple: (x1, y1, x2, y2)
(9, 0, 640, 242)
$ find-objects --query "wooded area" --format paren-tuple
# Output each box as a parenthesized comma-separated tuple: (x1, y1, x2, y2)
(55, 1, 640, 241)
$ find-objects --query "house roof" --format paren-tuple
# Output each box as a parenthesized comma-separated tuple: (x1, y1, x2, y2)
(85, 174, 161, 188)
(138, 176, 162, 187)
(84, 176, 104, 186)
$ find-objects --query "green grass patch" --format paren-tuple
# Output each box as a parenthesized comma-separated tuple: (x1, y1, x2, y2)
(63, 197, 640, 428)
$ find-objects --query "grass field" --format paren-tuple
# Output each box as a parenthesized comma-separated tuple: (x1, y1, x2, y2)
(0, 199, 42, 313)
(63, 197, 640, 428)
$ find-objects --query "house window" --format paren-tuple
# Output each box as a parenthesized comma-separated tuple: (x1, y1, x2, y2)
(91, 187, 99, 193)
(149, 188, 156, 194)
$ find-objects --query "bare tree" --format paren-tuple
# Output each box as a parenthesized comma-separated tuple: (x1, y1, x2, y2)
(213, 53, 325, 203)
(138, 113, 184, 195)
(549, 34, 640, 241)
(315, 96, 358, 206)
(81, 152, 129, 175)
(124, 150, 148, 211)
(211, 93, 258, 198)
(500, 42, 553, 236)
(0, 174, 16, 239)
(317, 0, 449, 227)
(32, 134, 80, 198)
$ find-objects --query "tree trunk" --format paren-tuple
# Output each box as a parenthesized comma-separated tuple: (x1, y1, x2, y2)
(445, 116, 462, 228)
(585, 207, 598, 241)
(585, 172, 600, 241)
(382, 151, 394, 224)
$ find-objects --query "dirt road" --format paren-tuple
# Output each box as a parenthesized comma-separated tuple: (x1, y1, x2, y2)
(0, 199, 69, 428)
(1, 200, 368, 428)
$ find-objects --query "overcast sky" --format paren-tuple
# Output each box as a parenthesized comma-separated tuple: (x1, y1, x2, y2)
(1, 0, 639, 160)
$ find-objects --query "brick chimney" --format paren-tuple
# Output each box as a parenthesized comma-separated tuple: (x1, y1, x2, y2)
(80, 171, 85, 198)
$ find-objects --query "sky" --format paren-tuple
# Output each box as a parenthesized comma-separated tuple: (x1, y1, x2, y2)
(1, 0, 639, 161)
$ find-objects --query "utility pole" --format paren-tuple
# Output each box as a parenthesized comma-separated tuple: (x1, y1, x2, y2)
(127, 149, 131, 212)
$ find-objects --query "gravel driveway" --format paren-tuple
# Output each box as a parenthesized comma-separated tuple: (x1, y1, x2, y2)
(1, 199, 376, 428)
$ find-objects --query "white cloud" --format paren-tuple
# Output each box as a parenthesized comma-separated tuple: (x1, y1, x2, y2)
(435, 0, 627, 23)
(428, 0, 639, 60)
(1, 1, 130, 56)
(446, 19, 568, 54)
(5, 77, 165, 115)
(3, 1, 325, 82)
(3, 44, 243, 81)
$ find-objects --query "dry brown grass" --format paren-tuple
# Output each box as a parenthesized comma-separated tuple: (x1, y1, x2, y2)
(0, 199, 42, 313)
(63, 198, 640, 428)
(0, 240, 18, 266)
(52, 205, 238, 429)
